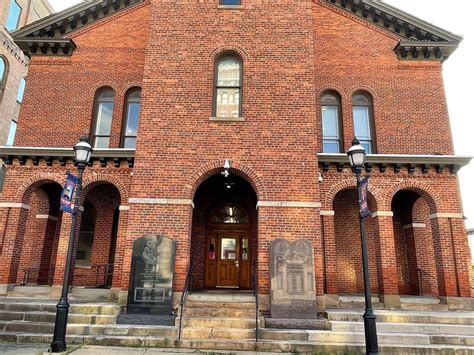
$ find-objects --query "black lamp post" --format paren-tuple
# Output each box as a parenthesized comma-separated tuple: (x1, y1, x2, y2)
(347, 137, 378, 355)
(51, 136, 92, 353)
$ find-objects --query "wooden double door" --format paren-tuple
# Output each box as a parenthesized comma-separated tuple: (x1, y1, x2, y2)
(204, 229, 251, 289)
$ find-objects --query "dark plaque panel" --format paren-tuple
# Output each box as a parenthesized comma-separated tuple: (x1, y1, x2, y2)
(126, 235, 176, 315)
(269, 238, 318, 319)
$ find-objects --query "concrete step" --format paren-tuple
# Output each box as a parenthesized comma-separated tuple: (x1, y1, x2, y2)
(327, 309, 474, 325)
(0, 311, 55, 322)
(339, 301, 385, 309)
(331, 320, 474, 336)
(180, 317, 257, 329)
(184, 300, 256, 309)
(70, 288, 112, 302)
(186, 293, 255, 304)
(67, 324, 176, 337)
(338, 294, 380, 303)
(0, 300, 121, 315)
(400, 303, 449, 311)
(400, 296, 442, 305)
(181, 327, 256, 340)
(7, 286, 51, 298)
(183, 307, 255, 318)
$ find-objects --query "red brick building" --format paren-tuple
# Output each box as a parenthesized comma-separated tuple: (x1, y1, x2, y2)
(0, 0, 472, 311)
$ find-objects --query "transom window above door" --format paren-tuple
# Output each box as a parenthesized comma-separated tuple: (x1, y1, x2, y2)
(211, 205, 249, 224)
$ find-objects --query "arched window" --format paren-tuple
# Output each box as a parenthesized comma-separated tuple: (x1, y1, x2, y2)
(0, 57, 7, 89)
(17, 78, 26, 103)
(214, 54, 242, 118)
(92, 88, 115, 148)
(352, 92, 375, 153)
(321, 91, 342, 153)
(211, 205, 249, 224)
(122, 88, 141, 148)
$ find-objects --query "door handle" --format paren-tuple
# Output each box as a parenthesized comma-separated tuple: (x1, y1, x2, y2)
(235, 260, 240, 268)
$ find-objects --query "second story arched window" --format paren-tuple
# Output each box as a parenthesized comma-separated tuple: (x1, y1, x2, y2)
(214, 54, 242, 118)
(0, 57, 7, 89)
(122, 88, 142, 148)
(321, 91, 342, 153)
(92, 88, 115, 148)
(352, 91, 375, 154)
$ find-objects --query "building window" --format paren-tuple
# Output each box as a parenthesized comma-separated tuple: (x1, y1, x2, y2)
(5, 0, 22, 32)
(352, 92, 375, 154)
(122, 88, 141, 149)
(211, 205, 249, 224)
(321, 91, 342, 153)
(92, 88, 115, 148)
(17, 78, 26, 103)
(6, 120, 17, 146)
(219, 0, 241, 5)
(214, 54, 242, 118)
(0, 57, 7, 89)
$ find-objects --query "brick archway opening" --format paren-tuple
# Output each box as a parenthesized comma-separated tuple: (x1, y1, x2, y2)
(333, 188, 379, 295)
(191, 173, 258, 291)
(17, 182, 63, 287)
(391, 190, 439, 297)
(72, 183, 121, 288)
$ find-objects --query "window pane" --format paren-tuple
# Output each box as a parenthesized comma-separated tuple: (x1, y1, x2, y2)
(5, 1, 22, 32)
(360, 141, 372, 154)
(218, 59, 240, 87)
(323, 140, 340, 153)
(0, 58, 5, 84)
(126, 102, 140, 136)
(17, 78, 26, 103)
(322, 106, 339, 139)
(220, 0, 241, 4)
(221, 238, 237, 260)
(6, 120, 17, 146)
(123, 137, 137, 149)
(216, 88, 240, 117)
(94, 136, 110, 149)
(353, 106, 371, 140)
(95, 102, 113, 136)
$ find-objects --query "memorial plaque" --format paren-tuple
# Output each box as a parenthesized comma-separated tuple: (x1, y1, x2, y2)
(269, 238, 318, 319)
(126, 235, 176, 315)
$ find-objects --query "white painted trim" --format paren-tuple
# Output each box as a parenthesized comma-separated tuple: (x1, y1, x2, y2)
(402, 223, 426, 229)
(320, 210, 335, 216)
(129, 198, 194, 208)
(257, 201, 321, 208)
(371, 211, 394, 218)
(36, 214, 59, 221)
(119, 205, 130, 211)
(429, 213, 464, 220)
(0, 203, 30, 210)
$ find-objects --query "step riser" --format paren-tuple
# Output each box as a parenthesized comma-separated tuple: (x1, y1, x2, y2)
(328, 314, 474, 325)
(183, 308, 255, 318)
(181, 318, 256, 329)
(0, 303, 120, 315)
(400, 304, 449, 311)
(184, 301, 256, 309)
(331, 322, 474, 335)
(182, 328, 256, 340)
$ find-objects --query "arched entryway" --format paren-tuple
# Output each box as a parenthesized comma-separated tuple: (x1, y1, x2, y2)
(391, 190, 439, 296)
(72, 182, 121, 288)
(191, 173, 257, 290)
(17, 182, 63, 286)
(333, 188, 379, 294)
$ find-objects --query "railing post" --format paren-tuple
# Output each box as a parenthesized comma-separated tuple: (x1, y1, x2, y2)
(22, 269, 28, 286)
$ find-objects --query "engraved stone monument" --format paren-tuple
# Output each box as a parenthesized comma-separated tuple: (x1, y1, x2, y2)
(269, 238, 318, 319)
(126, 235, 176, 316)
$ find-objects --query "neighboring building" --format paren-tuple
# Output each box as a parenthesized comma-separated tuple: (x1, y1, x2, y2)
(0, 0, 472, 318)
(0, 0, 54, 146)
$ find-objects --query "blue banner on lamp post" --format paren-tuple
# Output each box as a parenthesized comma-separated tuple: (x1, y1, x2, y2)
(360, 177, 371, 219)
(60, 173, 78, 214)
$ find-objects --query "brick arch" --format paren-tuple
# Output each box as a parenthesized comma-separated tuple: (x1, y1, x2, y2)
(317, 86, 345, 99)
(184, 161, 267, 201)
(209, 45, 250, 62)
(89, 82, 120, 98)
(324, 178, 382, 210)
(122, 83, 142, 96)
(348, 86, 379, 102)
(81, 174, 128, 205)
(384, 180, 441, 213)
(17, 173, 66, 204)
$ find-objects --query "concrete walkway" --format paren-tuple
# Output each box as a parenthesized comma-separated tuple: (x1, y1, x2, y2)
(0, 344, 292, 354)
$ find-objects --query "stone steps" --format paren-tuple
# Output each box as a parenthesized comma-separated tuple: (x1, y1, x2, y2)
(180, 317, 257, 329)
(183, 307, 255, 318)
(327, 309, 474, 325)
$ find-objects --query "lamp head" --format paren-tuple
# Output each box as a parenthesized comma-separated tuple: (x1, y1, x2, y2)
(74, 136, 93, 165)
(347, 137, 366, 168)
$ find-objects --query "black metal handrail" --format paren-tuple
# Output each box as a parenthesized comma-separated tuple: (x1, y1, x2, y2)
(178, 262, 193, 341)
(417, 268, 438, 295)
(21, 266, 55, 286)
(253, 260, 259, 342)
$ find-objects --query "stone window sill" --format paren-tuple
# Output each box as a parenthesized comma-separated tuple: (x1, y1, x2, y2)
(218, 5, 244, 10)
(209, 117, 245, 122)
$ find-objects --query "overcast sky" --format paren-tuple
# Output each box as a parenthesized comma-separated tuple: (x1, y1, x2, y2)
(48, 0, 474, 229)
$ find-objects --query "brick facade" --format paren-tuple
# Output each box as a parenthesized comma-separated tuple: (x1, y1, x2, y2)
(0, 0, 471, 309)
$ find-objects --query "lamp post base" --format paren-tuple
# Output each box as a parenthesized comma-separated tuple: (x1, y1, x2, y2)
(50, 297, 70, 353)
(363, 309, 379, 354)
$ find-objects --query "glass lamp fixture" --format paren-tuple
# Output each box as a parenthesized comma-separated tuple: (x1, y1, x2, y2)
(74, 136, 93, 165)
(347, 137, 366, 168)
